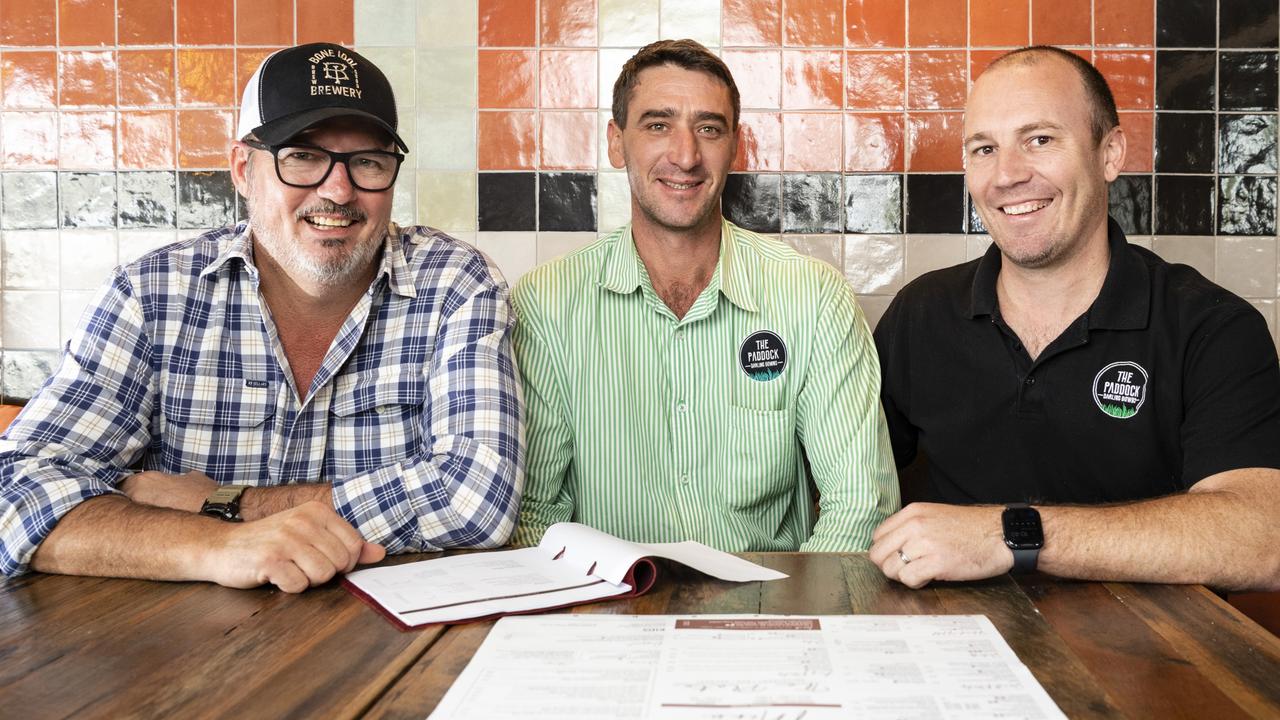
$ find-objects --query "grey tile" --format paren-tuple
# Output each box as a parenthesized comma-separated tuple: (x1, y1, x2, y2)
(2, 173, 58, 230)
(1219, 176, 1277, 236)
(723, 174, 781, 234)
(178, 171, 235, 229)
(1219, 114, 1277, 174)
(118, 172, 177, 228)
(2, 350, 60, 403)
(782, 173, 841, 235)
(844, 174, 901, 234)
(59, 172, 117, 229)
(1109, 175, 1153, 236)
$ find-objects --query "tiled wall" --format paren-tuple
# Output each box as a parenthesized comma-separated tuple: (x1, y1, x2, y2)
(0, 0, 1277, 400)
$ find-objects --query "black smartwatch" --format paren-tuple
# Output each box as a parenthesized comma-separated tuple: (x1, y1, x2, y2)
(200, 485, 249, 522)
(1002, 503, 1043, 573)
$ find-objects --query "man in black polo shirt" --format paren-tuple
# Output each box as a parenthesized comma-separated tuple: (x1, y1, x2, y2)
(870, 46, 1280, 591)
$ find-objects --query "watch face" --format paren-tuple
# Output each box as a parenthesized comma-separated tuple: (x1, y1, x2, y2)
(1003, 507, 1044, 549)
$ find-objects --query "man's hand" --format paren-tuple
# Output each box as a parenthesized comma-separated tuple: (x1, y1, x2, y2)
(120, 470, 218, 513)
(201, 501, 386, 593)
(869, 503, 1013, 588)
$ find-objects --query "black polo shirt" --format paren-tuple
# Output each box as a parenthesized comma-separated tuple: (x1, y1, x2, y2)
(874, 218, 1280, 505)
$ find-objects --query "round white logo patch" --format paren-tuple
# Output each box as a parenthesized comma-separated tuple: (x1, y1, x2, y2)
(1092, 361, 1148, 419)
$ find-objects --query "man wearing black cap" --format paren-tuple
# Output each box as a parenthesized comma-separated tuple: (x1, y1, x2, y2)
(0, 43, 524, 593)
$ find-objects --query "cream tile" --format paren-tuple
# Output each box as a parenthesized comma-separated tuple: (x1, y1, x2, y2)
(392, 170, 417, 224)
(600, 0, 659, 47)
(597, 171, 631, 231)
(965, 235, 992, 261)
(354, 0, 417, 47)
(1216, 236, 1277, 299)
(1248, 299, 1276, 344)
(415, 110, 475, 170)
(417, 171, 476, 232)
(60, 290, 96, 345)
(856, 294, 893, 331)
(660, 0, 720, 46)
(356, 46, 416, 109)
(905, 235, 967, 281)
(396, 114, 418, 169)
(60, 231, 118, 290)
(3, 290, 60, 348)
(1152, 236, 1214, 279)
(416, 49, 477, 110)
(1126, 235, 1153, 251)
(785, 235, 843, 270)
(118, 230, 180, 264)
(3, 231, 60, 289)
(843, 234, 904, 294)
(599, 50, 637, 114)
(537, 232, 597, 264)
(417, 0, 477, 47)
(475, 232, 537, 285)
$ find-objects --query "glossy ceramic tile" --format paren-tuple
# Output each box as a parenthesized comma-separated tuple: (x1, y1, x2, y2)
(1096, 0, 1155, 47)
(905, 174, 965, 233)
(478, 172, 536, 231)
(845, 52, 905, 110)
(417, 171, 476, 232)
(118, 50, 176, 107)
(1120, 111, 1155, 172)
(723, 0, 781, 45)
(1221, 0, 1278, 48)
(1154, 174, 1215, 235)
(477, 111, 537, 170)
(2, 0, 56, 46)
(474, 232, 536, 283)
(734, 112, 782, 171)
(58, 0, 114, 46)
(416, 49, 476, 110)
(596, 171, 631, 230)
(119, 111, 176, 169)
(969, 50, 1004, 81)
(845, 113, 904, 172)
(418, 0, 478, 48)
(723, 173, 782, 233)
(540, 50, 597, 109)
(1220, 115, 1277, 173)
(723, 51, 782, 109)
(4, 293, 61, 348)
(845, 0, 904, 48)
(908, 0, 965, 48)
(1032, 0, 1091, 45)
(1152, 236, 1215, 278)
(781, 51, 842, 109)
(1155, 112, 1216, 173)
(119, 171, 177, 228)
(3, 351, 61, 401)
(60, 52, 116, 108)
(782, 173, 841, 234)
(177, 49, 235, 107)
(966, 194, 987, 234)
(2, 231, 59, 287)
(59, 112, 115, 169)
(1095, 52, 1155, 110)
(119, 0, 175, 45)
(177, 110, 233, 169)
(2, 53, 57, 109)
(415, 110, 474, 170)
(1109, 175, 1153, 235)
(783, 113, 842, 172)
(907, 113, 963, 172)
(1216, 236, 1278, 297)
(540, 112, 597, 170)
(60, 172, 116, 228)
(2, 112, 59, 168)
(784, 0, 843, 47)
(540, 0, 596, 46)
(60, 289, 96, 344)
(479, 0, 536, 46)
(479, 50, 536, 108)
(236, 49, 276, 99)
(598, 49, 633, 118)
(540, 173, 596, 231)
(786, 234, 842, 268)
(661, 0, 719, 46)
(1156, 0, 1215, 47)
(177, 171, 235, 229)
(237, 0, 294, 45)
(1156, 51, 1216, 110)
(1219, 52, 1279, 112)
(844, 174, 901, 233)
(907, 51, 966, 110)
(599, 0, 659, 46)
(1219, 177, 1277, 236)
(298, 0, 354, 45)
(2, 174, 57, 229)
(536, 232, 596, 264)
(843, 234, 903, 293)
(969, 0, 1029, 47)
(905, 234, 966, 281)
(177, 0, 233, 44)
(60, 230, 118, 289)
(392, 171, 417, 225)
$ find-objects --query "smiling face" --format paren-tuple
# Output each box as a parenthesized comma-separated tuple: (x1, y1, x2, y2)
(231, 117, 394, 289)
(964, 55, 1126, 270)
(607, 64, 739, 241)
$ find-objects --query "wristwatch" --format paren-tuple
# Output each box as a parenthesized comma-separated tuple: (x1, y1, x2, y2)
(200, 485, 249, 522)
(1002, 503, 1043, 573)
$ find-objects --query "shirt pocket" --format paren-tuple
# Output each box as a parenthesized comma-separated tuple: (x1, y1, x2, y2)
(718, 404, 796, 511)
(160, 374, 275, 477)
(329, 367, 427, 472)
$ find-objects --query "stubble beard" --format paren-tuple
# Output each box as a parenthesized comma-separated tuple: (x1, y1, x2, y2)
(246, 196, 384, 287)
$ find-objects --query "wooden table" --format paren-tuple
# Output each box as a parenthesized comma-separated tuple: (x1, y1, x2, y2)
(3, 554, 1278, 719)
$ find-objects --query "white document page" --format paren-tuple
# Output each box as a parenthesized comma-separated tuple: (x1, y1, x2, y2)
(429, 615, 1067, 720)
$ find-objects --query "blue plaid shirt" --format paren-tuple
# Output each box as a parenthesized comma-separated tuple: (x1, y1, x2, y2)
(0, 222, 524, 576)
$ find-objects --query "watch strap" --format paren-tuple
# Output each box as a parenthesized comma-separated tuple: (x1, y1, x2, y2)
(200, 484, 249, 522)
(1011, 547, 1040, 573)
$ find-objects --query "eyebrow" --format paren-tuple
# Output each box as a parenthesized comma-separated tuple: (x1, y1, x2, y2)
(634, 108, 729, 126)
(964, 121, 1067, 145)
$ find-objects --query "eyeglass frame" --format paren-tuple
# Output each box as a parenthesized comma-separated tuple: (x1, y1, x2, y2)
(241, 138, 405, 193)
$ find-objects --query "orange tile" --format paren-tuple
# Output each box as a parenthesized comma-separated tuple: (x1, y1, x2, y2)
(119, 50, 176, 106)
(1118, 111, 1152, 172)
(58, 0, 113, 46)
(119, 0, 175, 45)
(2, 0, 56, 46)
(237, 0, 293, 45)
(60, 51, 117, 108)
(733, 111, 782, 171)
(908, 0, 966, 48)
(970, 0, 1030, 47)
(480, 0, 536, 46)
(477, 111, 537, 170)
(784, 0, 843, 47)
(844, 112, 903, 172)
(540, 111, 597, 169)
(846, 51, 905, 110)
(723, 50, 782, 109)
(783, 112, 841, 171)
(479, 50, 536, 109)
(1094, 51, 1153, 110)
(969, 50, 1006, 82)
(1096, 0, 1153, 47)
(1032, 0, 1090, 45)
(119, 110, 175, 168)
(60, 111, 116, 168)
(1, 111, 58, 167)
(723, 0, 782, 46)
(541, 0, 596, 46)
(846, 0, 904, 48)
(178, 49, 236, 108)
(178, 0, 234, 44)
(2, 52, 57, 109)
(178, 109, 233, 168)
(907, 112, 963, 171)
(907, 50, 966, 110)
(781, 50, 842, 109)
(236, 49, 280, 100)
(540, 50, 596, 109)
(298, 0, 354, 45)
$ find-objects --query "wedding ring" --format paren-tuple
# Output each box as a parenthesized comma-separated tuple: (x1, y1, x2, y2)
(897, 549, 912, 565)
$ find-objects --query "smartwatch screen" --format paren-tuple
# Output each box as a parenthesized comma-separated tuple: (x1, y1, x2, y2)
(1003, 507, 1043, 549)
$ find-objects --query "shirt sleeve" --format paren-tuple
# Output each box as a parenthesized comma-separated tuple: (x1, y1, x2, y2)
(0, 271, 157, 576)
(797, 271, 901, 551)
(507, 275, 575, 547)
(330, 257, 525, 553)
(872, 291, 920, 468)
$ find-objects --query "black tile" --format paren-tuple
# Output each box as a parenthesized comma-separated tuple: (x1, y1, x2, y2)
(844, 174, 901, 233)
(723, 173, 781, 234)
(1219, 176, 1277, 236)
(1219, 51, 1279, 111)
(178, 171, 235, 229)
(966, 194, 986, 234)
(538, 172, 596, 232)
(905, 174, 965, 234)
(781, 173, 841, 234)
(1156, 51, 1216, 110)
(1156, 0, 1215, 47)
(1219, 114, 1278, 173)
(119, 172, 176, 228)
(477, 172, 535, 231)
(1220, 0, 1278, 49)
(1154, 175, 1215, 235)
(60, 172, 117, 229)
(1109, 175, 1153, 236)
(1154, 112, 1217, 172)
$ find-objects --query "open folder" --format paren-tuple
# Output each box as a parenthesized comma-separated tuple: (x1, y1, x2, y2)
(343, 522, 789, 629)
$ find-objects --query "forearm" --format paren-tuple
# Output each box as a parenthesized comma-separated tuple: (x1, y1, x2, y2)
(241, 484, 331, 521)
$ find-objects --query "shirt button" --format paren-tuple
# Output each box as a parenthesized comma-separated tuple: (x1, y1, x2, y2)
(680, 474, 691, 485)
(676, 402, 688, 413)
(1024, 376, 1036, 386)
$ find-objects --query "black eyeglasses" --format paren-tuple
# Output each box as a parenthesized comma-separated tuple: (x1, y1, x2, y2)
(242, 139, 405, 192)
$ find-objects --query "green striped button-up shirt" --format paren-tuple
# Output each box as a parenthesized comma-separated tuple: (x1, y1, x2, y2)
(511, 220, 899, 551)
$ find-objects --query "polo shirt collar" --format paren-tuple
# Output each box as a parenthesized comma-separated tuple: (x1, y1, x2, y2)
(968, 217, 1149, 330)
(597, 220, 758, 313)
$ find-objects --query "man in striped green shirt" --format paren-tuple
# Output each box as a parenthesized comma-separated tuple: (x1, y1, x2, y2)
(510, 40, 899, 552)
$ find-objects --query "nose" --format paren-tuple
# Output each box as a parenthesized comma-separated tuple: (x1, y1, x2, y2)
(316, 158, 357, 204)
(666, 126, 701, 171)
(993, 147, 1032, 188)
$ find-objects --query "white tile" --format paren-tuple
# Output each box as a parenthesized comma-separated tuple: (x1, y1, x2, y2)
(3, 290, 61, 348)
(537, 232, 597, 264)
(118, 231, 180, 264)
(415, 110, 476, 170)
(905, 235, 967, 281)
(354, 0, 417, 47)
(660, 0, 720, 46)
(395, 114, 417, 169)
(856, 294, 893, 331)
(392, 170, 418, 225)
(965, 235, 992, 261)
(417, 0, 477, 47)
(843, 235, 903, 294)
(1216, 236, 1277, 299)
(597, 171, 632, 231)
(1152, 236, 1215, 280)
(355, 46, 416, 110)
(417, 171, 476, 232)
(475, 232, 537, 285)
(1126, 235, 1153, 251)
(598, 50, 636, 114)
(3, 231, 60, 289)
(600, 0, 659, 46)
(59, 231, 118, 290)
(785, 235, 842, 270)
(415, 49, 477, 110)
(60, 290, 96, 345)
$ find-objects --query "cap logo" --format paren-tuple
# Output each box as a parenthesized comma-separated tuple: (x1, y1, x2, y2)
(308, 48, 362, 100)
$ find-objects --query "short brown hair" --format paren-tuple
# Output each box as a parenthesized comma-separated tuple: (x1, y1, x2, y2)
(611, 39, 741, 129)
(984, 45, 1120, 144)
